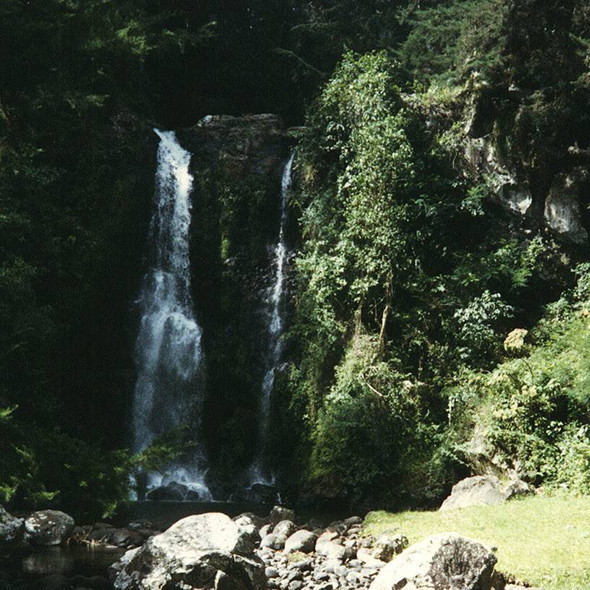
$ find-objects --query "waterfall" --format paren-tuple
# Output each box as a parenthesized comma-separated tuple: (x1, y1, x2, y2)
(249, 152, 295, 486)
(132, 129, 211, 500)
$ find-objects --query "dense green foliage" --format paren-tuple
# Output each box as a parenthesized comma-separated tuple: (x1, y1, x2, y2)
(1, 0, 590, 517)
(284, 47, 575, 506)
(447, 265, 590, 492)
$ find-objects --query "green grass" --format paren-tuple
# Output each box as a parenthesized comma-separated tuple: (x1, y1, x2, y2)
(363, 496, 590, 590)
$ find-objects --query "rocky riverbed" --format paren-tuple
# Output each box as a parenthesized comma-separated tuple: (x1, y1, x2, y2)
(1, 502, 540, 590)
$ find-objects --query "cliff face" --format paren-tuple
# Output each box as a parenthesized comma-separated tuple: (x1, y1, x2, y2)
(463, 85, 590, 245)
(175, 115, 292, 496)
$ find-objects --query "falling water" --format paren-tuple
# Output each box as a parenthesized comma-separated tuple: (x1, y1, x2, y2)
(249, 153, 295, 486)
(132, 129, 211, 500)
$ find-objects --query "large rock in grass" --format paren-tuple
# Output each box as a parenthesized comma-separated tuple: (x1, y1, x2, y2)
(24, 510, 75, 546)
(0, 505, 24, 550)
(110, 513, 266, 590)
(440, 476, 506, 511)
(440, 476, 533, 511)
(369, 533, 497, 590)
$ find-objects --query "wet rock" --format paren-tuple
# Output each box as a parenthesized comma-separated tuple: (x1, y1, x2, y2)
(0, 504, 24, 550)
(145, 481, 187, 502)
(25, 510, 75, 546)
(269, 506, 296, 525)
(136, 528, 156, 541)
(111, 512, 265, 590)
(344, 517, 363, 528)
(88, 529, 111, 543)
(307, 518, 324, 530)
(251, 484, 280, 505)
(181, 115, 285, 184)
(285, 531, 317, 554)
(369, 533, 497, 590)
(185, 489, 203, 501)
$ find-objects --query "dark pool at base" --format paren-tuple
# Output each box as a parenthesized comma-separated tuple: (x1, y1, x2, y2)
(127, 500, 272, 530)
(127, 500, 354, 531)
(2, 501, 274, 586)
(4, 500, 356, 587)
(22, 545, 125, 577)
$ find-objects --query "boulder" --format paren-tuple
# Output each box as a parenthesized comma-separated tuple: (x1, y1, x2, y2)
(369, 533, 497, 590)
(356, 548, 386, 569)
(272, 520, 297, 539)
(107, 528, 145, 548)
(316, 541, 346, 562)
(250, 484, 280, 505)
(0, 505, 24, 550)
(260, 533, 283, 550)
(233, 513, 266, 530)
(233, 516, 261, 554)
(268, 506, 295, 526)
(284, 531, 317, 554)
(25, 510, 75, 546)
(316, 531, 339, 546)
(440, 476, 507, 511)
(326, 521, 347, 535)
(370, 534, 408, 563)
(440, 476, 534, 511)
(504, 479, 534, 500)
(145, 482, 188, 502)
(110, 512, 265, 590)
(344, 516, 363, 527)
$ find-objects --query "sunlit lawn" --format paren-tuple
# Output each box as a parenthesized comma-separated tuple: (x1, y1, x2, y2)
(363, 495, 590, 590)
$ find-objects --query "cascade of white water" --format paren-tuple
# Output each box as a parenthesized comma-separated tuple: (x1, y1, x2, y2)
(132, 129, 211, 500)
(249, 152, 295, 486)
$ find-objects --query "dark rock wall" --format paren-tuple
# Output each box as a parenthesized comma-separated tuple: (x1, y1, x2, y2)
(176, 115, 292, 496)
